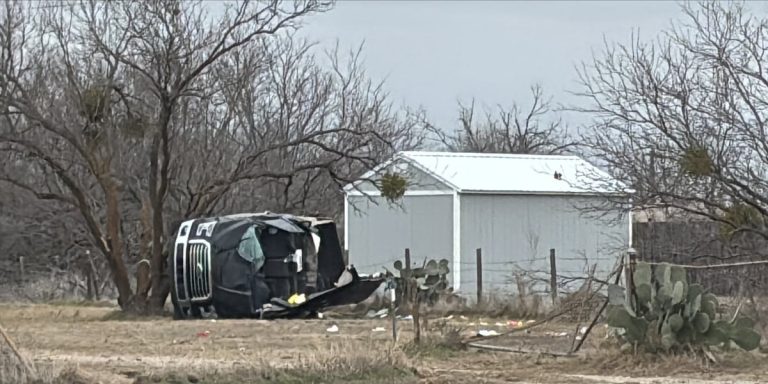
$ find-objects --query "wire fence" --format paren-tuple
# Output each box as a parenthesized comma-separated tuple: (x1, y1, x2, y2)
(632, 221, 768, 337)
(351, 246, 620, 305)
(634, 221, 768, 297)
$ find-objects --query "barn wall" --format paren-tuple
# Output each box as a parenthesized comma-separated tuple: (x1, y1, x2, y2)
(459, 194, 628, 298)
(346, 195, 454, 278)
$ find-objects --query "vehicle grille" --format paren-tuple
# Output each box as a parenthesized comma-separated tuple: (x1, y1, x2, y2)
(175, 244, 186, 301)
(185, 241, 212, 301)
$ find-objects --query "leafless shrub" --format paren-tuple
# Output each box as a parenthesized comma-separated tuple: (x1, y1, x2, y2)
(403, 320, 467, 358)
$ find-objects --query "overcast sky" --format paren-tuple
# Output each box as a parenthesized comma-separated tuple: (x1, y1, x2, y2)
(296, 1, 686, 131)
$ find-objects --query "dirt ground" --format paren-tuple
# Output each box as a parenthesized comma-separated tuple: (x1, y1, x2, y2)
(1, 303, 768, 384)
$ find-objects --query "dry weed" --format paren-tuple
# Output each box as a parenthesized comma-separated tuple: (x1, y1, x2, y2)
(403, 320, 466, 358)
(1, 345, 38, 384)
(567, 347, 767, 378)
(471, 293, 545, 319)
(136, 341, 415, 384)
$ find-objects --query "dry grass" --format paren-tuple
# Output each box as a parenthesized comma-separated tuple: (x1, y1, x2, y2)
(135, 342, 415, 384)
(1, 302, 768, 384)
(402, 320, 467, 359)
(1, 344, 41, 384)
(456, 293, 546, 319)
(1, 337, 106, 384)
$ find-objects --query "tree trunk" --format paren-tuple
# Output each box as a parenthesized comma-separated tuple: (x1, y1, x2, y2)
(85, 265, 94, 301)
(134, 197, 154, 310)
(148, 109, 173, 313)
(103, 182, 133, 309)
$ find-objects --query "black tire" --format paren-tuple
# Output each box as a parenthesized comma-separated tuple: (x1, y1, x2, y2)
(190, 304, 203, 319)
(170, 277, 183, 319)
(172, 304, 185, 319)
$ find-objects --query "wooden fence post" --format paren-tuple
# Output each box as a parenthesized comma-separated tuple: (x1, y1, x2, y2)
(404, 248, 411, 278)
(549, 249, 558, 306)
(476, 248, 483, 305)
(389, 277, 397, 342)
(627, 248, 637, 308)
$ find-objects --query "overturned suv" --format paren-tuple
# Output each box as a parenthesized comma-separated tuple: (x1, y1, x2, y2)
(169, 212, 382, 319)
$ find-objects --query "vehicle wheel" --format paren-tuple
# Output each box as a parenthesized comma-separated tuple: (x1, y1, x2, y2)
(172, 301, 186, 320)
(170, 284, 187, 320)
(190, 305, 202, 319)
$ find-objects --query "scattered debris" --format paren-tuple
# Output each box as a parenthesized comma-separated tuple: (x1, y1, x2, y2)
(467, 342, 574, 357)
(326, 324, 339, 333)
(477, 329, 500, 337)
(196, 330, 211, 338)
(366, 308, 389, 318)
(372, 327, 386, 332)
(544, 331, 569, 337)
(287, 293, 307, 305)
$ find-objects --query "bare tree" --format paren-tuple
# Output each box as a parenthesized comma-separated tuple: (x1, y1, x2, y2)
(0, 0, 422, 312)
(428, 85, 577, 154)
(173, 38, 424, 221)
(576, 1, 768, 242)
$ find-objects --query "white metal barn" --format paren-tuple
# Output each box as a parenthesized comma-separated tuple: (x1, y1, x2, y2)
(343, 151, 629, 297)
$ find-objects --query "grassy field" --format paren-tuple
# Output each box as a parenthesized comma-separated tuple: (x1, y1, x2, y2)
(1, 303, 767, 383)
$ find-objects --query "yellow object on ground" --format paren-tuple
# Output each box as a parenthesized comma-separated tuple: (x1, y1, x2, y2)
(287, 293, 306, 305)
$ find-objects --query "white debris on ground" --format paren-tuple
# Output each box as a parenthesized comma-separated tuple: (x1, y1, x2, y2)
(326, 324, 339, 333)
(543, 331, 569, 337)
(365, 308, 389, 318)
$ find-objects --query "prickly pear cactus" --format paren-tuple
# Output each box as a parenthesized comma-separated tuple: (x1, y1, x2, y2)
(392, 258, 452, 305)
(606, 262, 761, 352)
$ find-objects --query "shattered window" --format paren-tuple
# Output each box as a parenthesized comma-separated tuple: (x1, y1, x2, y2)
(238, 226, 265, 270)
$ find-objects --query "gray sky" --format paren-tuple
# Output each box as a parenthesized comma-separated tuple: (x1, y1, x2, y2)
(298, 1, 685, 131)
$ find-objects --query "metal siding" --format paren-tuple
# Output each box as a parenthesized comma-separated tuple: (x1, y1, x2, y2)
(459, 194, 628, 298)
(347, 195, 454, 278)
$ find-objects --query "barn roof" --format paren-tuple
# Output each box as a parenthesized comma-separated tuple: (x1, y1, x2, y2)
(346, 151, 628, 195)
